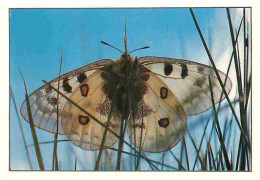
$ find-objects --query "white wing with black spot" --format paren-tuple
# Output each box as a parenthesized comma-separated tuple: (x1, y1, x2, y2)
(139, 56, 232, 116)
(20, 59, 112, 135)
(127, 72, 187, 153)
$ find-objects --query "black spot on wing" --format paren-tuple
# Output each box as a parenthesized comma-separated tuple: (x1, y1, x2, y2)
(77, 72, 87, 83)
(63, 78, 72, 93)
(164, 62, 173, 76)
(181, 64, 188, 79)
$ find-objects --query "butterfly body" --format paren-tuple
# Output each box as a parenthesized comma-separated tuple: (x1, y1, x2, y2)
(100, 54, 150, 120)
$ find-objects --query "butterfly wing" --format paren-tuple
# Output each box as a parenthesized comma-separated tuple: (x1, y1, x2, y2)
(127, 72, 187, 153)
(139, 56, 232, 116)
(20, 59, 112, 135)
(61, 70, 120, 150)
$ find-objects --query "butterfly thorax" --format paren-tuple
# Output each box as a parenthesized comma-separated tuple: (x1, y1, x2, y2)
(101, 54, 150, 119)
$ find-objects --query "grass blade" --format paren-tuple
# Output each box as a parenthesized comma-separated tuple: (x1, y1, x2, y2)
(187, 131, 204, 170)
(183, 138, 190, 170)
(19, 69, 45, 170)
(207, 144, 212, 170)
(230, 151, 233, 170)
(207, 143, 216, 170)
(245, 73, 251, 109)
(216, 153, 220, 171)
(192, 16, 243, 170)
(75, 156, 77, 170)
(109, 148, 161, 170)
(135, 107, 145, 170)
(34, 139, 164, 171)
(52, 50, 63, 171)
(189, 8, 249, 147)
(10, 85, 33, 170)
(226, 8, 249, 171)
(209, 76, 231, 170)
(169, 151, 186, 171)
(196, 16, 242, 170)
(235, 139, 242, 170)
(219, 150, 224, 170)
(95, 103, 115, 170)
(161, 152, 166, 170)
(192, 116, 211, 170)
(203, 150, 208, 170)
(179, 138, 185, 170)
(243, 8, 247, 97)
(116, 116, 125, 170)
(245, 146, 250, 170)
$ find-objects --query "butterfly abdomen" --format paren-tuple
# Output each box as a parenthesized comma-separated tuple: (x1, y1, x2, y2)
(100, 57, 150, 119)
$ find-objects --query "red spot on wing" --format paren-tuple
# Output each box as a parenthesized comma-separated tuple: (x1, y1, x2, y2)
(80, 84, 89, 97)
(78, 115, 90, 125)
(160, 87, 168, 99)
(158, 118, 170, 128)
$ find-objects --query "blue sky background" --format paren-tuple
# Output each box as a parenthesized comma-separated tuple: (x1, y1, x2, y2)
(9, 8, 247, 170)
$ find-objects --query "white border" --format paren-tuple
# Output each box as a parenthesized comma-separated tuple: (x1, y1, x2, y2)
(2, 0, 254, 8)
(1, 0, 259, 179)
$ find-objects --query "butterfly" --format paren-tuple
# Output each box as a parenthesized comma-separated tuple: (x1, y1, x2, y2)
(20, 34, 232, 153)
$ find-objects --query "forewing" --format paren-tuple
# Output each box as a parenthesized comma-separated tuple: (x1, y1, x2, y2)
(20, 59, 112, 134)
(127, 72, 187, 153)
(139, 56, 232, 116)
(61, 70, 120, 150)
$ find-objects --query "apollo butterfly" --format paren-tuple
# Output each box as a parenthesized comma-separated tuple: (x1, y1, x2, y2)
(20, 31, 232, 153)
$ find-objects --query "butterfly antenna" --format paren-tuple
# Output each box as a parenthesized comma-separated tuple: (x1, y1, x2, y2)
(101, 40, 123, 53)
(124, 20, 128, 54)
(129, 46, 150, 54)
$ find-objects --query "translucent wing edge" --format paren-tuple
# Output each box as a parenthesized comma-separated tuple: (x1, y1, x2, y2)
(139, 56, 233, 104)
(20, 59, 112, 134)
